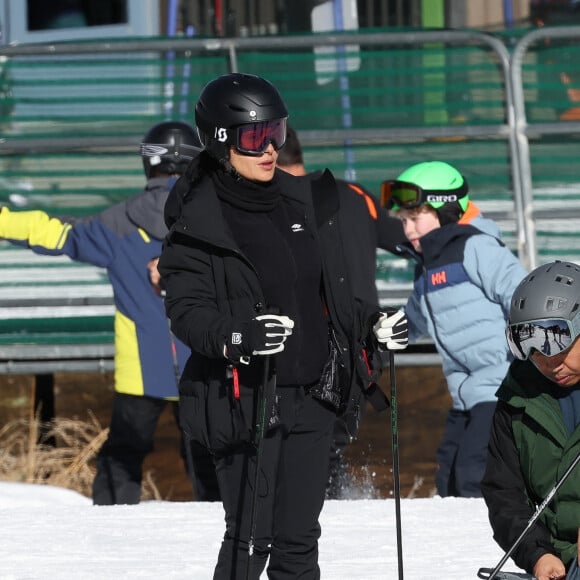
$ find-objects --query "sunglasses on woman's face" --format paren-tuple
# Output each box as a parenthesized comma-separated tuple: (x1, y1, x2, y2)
(506, 315, 580, 360)
(235, 118, 287, 155)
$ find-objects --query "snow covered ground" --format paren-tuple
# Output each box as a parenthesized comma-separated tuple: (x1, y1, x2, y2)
(0, 482, 528, 579)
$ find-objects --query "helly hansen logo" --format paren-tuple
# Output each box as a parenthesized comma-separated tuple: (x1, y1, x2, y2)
(424, 262, 469, 293)
(431, 270, 447, 286)
(231, 332, 242, 345)
(291, 223, 304, 233)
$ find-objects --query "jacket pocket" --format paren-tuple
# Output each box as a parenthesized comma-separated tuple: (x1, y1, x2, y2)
(205, 376, 253, 453)
(178, 388, 211, 449)
(178, 365, 253, 454)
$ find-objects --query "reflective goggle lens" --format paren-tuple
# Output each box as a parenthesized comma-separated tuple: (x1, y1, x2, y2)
(380, 180, 424, 210)
(506, 318, 577, 360)
(236, 118, 287, 154)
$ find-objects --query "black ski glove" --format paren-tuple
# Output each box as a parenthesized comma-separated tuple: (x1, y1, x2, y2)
(224, 314, 294, 363)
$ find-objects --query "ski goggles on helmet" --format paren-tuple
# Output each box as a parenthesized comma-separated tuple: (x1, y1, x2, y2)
(380, 180, 468, 211)
(234, 118, 287, 155)
(506, 315, 580, 361)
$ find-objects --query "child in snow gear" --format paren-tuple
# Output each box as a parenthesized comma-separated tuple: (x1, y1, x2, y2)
(0, 121, 220, 504)
(481, 260, 580, 580)
(383, 160, 528, 498)
(158, 72, 407, 580)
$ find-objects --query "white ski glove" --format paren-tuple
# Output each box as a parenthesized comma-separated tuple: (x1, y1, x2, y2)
(251, 314, 295, 355)
(373, 309, 408, 351)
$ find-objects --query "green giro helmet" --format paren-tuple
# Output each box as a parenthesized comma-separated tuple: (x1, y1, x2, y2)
(396, 161, 469, 212)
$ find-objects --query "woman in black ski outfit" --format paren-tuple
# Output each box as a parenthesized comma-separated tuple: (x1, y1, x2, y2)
(158, 73, 408, 579)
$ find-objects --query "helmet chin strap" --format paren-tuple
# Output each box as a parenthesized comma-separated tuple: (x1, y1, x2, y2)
(201, 140, 239, 181)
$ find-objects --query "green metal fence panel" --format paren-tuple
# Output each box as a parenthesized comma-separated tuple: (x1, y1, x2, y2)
(0, 152, 141, 216)
(233, 39, 507, 131)
(510, 26, 580, 269)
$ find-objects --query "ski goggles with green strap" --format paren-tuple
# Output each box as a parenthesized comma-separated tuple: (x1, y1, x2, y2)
(506, 315, 580, 361)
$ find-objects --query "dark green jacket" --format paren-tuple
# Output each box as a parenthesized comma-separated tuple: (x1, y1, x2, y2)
(481, 359, 580, 572)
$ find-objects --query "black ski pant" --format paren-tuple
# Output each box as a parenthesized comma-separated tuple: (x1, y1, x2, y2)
(435, 401, 496, 498)
(92, 392, 220, 504)
(213, 385, 336, 580)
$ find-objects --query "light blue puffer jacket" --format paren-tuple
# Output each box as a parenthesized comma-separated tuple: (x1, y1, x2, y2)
(403, 204, 528, 410)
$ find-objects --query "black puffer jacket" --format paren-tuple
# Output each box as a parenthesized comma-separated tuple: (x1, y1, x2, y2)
(159, 154, 380, 453)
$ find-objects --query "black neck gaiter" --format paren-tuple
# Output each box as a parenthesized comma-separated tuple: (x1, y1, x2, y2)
(212, 169, 281, 212)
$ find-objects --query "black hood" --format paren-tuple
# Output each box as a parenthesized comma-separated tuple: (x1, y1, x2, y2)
(164, 151, 223, 229)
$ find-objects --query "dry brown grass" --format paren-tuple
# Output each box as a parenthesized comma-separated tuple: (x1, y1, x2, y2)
(0, 411, 161, 500)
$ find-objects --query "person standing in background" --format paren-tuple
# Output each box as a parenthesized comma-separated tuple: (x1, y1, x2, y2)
(382, 160, 528, 498)
(0, 121, 220, 504)
(276, 125, 406, 498)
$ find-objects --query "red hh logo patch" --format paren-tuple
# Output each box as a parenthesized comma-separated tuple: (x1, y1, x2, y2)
(431, 270, 447, 286)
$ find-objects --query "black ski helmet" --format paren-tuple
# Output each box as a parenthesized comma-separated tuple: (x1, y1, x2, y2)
(195, 73, 288, 162)
(140, 121, 202, 179)
(510, 260, 580, 325)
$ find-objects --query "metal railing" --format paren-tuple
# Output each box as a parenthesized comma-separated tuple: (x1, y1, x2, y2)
(510, 25, 580, 270)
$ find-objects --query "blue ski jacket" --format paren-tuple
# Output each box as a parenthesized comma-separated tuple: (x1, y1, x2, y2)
(0, 177, 190, 399)
(402, 203, 528, 411)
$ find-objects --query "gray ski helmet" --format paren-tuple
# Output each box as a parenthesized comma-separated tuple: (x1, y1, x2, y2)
(510, 260, 580, 324)
(195, 73, 288, 161)
(140, 121, 202, 179)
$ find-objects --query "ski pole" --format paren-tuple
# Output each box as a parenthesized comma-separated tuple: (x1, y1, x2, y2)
(477, 450, 580, 580)
(246, 353, 275, 580)
(167, 320, 199, 501)
(161, 284, 199, 502)
(389, 350, 404, 580)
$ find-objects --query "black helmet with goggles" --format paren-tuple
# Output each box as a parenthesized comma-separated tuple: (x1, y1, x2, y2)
(195, 73, 288, 162)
